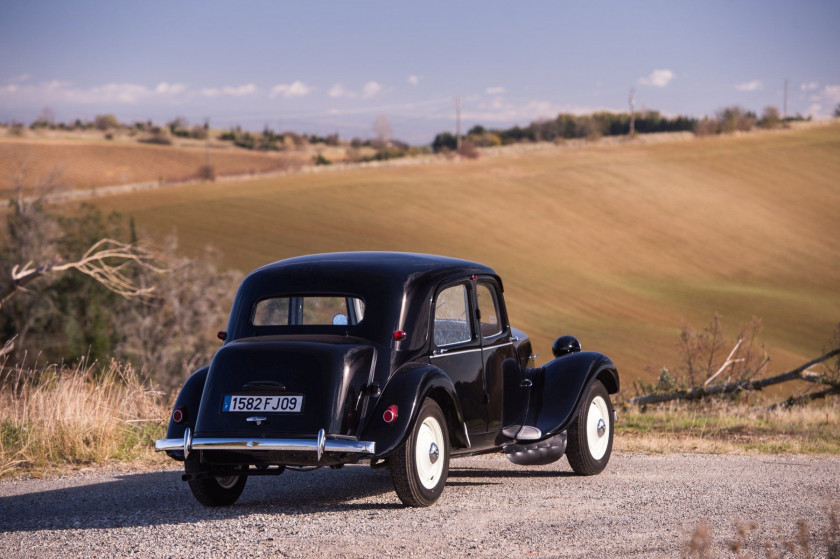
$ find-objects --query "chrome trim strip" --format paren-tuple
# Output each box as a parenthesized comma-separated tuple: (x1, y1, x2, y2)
(155, 434, 376, 455)
(430, 347, 484, 358)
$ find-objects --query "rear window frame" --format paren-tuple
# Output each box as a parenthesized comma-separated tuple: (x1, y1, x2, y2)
(249, 293, 367, 329)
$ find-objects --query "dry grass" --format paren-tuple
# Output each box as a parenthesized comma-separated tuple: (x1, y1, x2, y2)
(0, 139, 309, 195)
(0, 359, 168, 477)
(617, 397, 840, 454)
(83, 124, 840, 380)
(684, 507, 840, 558)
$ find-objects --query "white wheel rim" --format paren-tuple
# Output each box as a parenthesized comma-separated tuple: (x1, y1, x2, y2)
(586, 396, 610, 461)
(415, 416, 445, 490)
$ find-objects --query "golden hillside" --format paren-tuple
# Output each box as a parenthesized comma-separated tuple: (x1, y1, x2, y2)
(82, 125, 840, 383)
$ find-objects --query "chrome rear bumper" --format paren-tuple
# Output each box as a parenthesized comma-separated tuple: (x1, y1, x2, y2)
(155, 428, 375, 461)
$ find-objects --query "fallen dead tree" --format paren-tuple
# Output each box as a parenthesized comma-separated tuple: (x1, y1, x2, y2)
(629, 347, 840, 407)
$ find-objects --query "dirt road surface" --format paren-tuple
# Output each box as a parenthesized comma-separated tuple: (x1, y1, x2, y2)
(1, 453, 838, 558)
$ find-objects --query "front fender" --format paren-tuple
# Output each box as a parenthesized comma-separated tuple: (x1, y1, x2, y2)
(163, 365, 209, 460)
(359, 363, 466, 457)
(524, 352, 618, 440)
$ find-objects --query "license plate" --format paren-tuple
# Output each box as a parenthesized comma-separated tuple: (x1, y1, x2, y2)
(223, 394, 303, 413)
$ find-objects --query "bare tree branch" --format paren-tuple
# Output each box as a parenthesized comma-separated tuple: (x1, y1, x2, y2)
(704, 338, 745, 386)
(629, 348, 840, 406)
(1, 238, 164, 309)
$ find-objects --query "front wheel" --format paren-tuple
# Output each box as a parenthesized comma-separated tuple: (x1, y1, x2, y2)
(185, 453, 248, 507)
(566, 380, 614, 475)
(389, 398, 450, 506)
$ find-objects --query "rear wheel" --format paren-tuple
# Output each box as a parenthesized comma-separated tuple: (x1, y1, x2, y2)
(185, 453, 248, 507)
(566, 380, 614, 475)
(389, 398, 450, 507)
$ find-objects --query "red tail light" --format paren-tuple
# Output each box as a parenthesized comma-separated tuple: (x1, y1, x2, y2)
(172, 406, 187, 424)
(383, 405, 398, 424)
(393, 330, 407, 341)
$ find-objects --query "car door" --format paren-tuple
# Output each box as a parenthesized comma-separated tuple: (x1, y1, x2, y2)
(476, 280, 516, 433)
(429, 281, 486, 435)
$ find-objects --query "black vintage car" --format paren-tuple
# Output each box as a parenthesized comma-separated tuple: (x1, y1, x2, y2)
(156, 252, 619, 507)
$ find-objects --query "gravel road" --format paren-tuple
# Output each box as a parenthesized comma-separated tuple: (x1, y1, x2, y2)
(1, 453, 838, 558)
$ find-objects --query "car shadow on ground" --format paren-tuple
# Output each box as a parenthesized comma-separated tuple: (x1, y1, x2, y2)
(0, 465, 398, 532)
(448, 467, 576, 479)
(0, 462, 573, 532)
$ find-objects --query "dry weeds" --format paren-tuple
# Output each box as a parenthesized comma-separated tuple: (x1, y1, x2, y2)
(683, 506, 840, 558)
(0, 359, 168, 477)
(617, 398, 840, 454)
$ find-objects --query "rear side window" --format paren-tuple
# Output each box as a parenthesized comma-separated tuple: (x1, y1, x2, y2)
(476, 283, 502, 337)
(433, 284, 472, 346)
(253, 296, 365, 326)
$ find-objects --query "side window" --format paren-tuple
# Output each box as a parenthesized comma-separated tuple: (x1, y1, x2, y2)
(476, 283, 502, 338)
(433, 284, 472, 346)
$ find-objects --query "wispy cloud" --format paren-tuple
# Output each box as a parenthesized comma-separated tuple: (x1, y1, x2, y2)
(270, 80, 312, 98)
(9, 73, 32, 83)
(735, 80, 762, 92)
(638, 69, 675, 88)
(155, 82, 187, 95)
(362, 81, 382, 98)
(822, 85, 840, 104)
(800, 82, 819, 91)
(327, 81, 383, 99)
(200, 84, 257, 98)
(407, 75, 420, 86)
(485, 86, 505, 95)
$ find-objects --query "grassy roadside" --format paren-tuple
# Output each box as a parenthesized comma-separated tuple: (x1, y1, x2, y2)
(0, 360, 168, 478)
(616, 399, 840, 454)
(2, 360, 839, 479)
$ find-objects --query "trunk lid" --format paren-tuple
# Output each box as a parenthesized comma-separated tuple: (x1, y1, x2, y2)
(194, 335, 376, 438)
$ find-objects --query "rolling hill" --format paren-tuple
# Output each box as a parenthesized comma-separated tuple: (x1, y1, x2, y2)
(78, 124, 840, 383)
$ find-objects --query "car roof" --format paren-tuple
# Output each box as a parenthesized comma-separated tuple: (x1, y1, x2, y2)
(226, 252, 502, 347)
(252, 251, 497, 285)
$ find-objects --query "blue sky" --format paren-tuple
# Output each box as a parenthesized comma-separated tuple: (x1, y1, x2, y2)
(1, 1, 838, 143)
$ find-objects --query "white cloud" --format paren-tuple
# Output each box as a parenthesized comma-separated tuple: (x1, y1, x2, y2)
(10, 73, 32, 83)
(638, 69, 675, 87)
(270, 80, 312, 98)
(327, 81, 384, 99)
(806, 103, 823, 117)
(362, 81, 382, 98)
(200, 83, 257, 98)
(823, 85, 840, 104)
(155, 82, 186, 95)
(800, 82, 819, 91)
(328, 83, 350, 98)
(735, 80, 762, 92)
(407, 75, 420, 86)
(67, 82, 153, 104)
(485, 86, 505, 95)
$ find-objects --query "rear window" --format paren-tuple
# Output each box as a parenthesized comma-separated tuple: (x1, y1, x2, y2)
(252, 296, 365, 326)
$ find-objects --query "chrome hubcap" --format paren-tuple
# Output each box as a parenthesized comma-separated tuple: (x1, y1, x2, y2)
(597, 418, 606, 437)
(429, 442, 439, 464)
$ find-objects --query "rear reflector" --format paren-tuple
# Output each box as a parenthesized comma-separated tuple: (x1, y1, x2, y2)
(172, 407, 187, 424)
(383, 405, 398, 424)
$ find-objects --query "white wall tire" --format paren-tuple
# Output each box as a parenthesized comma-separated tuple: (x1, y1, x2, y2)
(566, 380, 614, 476)
(389, 398, 450, 506)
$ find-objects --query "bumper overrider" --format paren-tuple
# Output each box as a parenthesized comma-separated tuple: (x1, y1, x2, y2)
(155, 428, 376, 461)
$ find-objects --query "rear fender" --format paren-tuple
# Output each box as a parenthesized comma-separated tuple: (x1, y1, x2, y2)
(359, 363, 467, 457)
(499, 352, 618, 444)
(163, 366, 209, 460)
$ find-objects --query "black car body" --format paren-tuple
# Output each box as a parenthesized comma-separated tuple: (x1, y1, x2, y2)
(157, 252, 619, 506)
